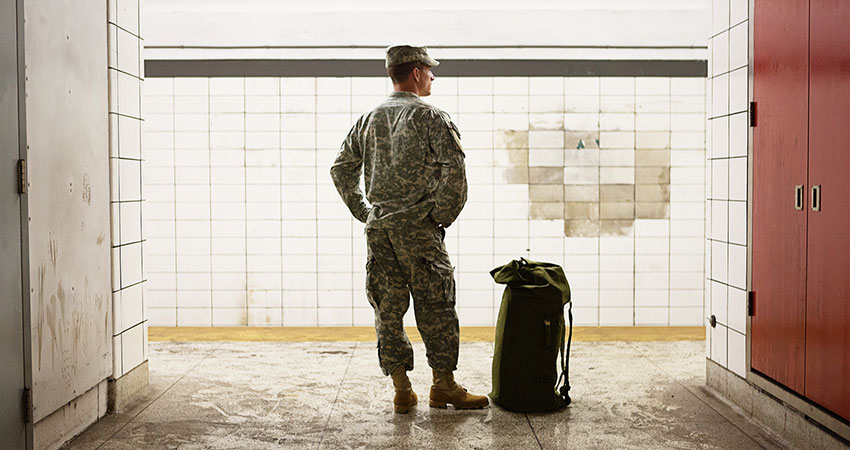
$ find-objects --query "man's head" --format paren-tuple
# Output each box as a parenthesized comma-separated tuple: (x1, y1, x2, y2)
(385, 45, 439, 97)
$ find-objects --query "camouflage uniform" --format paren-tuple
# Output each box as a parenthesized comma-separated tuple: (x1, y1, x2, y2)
(330, 86, 468, 376)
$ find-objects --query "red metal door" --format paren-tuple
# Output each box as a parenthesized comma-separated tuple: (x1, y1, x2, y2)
(751, 0, 809, 394)
(805, 0, 850, 422)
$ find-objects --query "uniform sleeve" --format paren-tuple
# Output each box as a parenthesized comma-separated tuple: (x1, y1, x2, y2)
(330, 121, 370, 223)
(428, 111, 468, 227)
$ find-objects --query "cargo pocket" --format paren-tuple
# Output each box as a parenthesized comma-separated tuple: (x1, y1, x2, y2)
(365, 256, 380, 309)
(425, 256, 456, 305)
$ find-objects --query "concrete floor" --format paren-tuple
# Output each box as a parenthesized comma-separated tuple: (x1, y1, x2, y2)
(66, 340, 789, 450)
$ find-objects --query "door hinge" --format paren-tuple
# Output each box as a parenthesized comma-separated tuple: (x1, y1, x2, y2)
(18, 159, 27, 195)
(22, 387, 32, 423)
(747, 291, 755, 316)
(749, 102, 757, 127)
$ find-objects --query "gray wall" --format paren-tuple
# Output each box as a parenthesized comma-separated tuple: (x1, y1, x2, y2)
(24, 0, 112, 424)
(143, 0, 708, 61)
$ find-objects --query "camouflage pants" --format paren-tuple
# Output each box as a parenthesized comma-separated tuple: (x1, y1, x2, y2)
(365, 225, 460, 376)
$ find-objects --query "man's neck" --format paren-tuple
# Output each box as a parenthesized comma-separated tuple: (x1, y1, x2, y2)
(393, 84, 419, 96)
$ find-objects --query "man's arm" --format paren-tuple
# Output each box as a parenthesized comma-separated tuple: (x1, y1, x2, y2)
(428, 111, 468, 227)
(330, 121, 370, 223)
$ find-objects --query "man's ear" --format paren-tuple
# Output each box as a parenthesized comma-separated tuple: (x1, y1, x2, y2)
(412, 66, 421, 83)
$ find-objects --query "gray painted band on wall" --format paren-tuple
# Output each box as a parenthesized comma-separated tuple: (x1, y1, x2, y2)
(144, 59, 708, 78)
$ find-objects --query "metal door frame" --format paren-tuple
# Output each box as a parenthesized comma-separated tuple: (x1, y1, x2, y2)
(745, 0, 850, 442)
(1, 0, 32, 448)
(17, 0, 33, 441)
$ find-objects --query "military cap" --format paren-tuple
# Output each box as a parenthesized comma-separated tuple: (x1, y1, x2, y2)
(385, 45, 440, 68)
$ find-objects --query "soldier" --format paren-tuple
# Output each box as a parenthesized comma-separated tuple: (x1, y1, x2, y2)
(330, 45, 489, 413)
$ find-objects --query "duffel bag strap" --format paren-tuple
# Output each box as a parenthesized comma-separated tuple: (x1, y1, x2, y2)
(556, 302, 573, 406)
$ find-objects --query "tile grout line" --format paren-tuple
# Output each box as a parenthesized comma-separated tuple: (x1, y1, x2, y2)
(94, 342, 226, 450)
(171, 79, 178, 327)
(314, 77, 319, 327)
(632, 76, 637, 327)
(596, 76, 602, 327)
(724, 2, 732, 372)
(243, 78, 248, 327)
(281, 78, 286, 327)
(317, 341, 358, 450)
(524, 413, 545, 450)
(624, 341, 772, 450)
(209, 80, 214, 325)
(526, 76, 531, 260)
(492, 78, 496, 324)
(668, 77, 673, 327)
(350, 81, 354, 327)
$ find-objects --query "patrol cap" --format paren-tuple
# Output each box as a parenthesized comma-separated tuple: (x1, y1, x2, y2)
(385, 45, 440, 68)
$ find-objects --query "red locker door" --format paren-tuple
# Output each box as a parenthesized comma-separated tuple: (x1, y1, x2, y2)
(751, 0, 809, 394)
(805, 0, 850, 422)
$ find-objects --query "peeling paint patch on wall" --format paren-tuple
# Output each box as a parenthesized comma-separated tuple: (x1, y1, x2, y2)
(512, 78, 683, 238)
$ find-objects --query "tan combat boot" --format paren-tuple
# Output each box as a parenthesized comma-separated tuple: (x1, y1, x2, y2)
(390, 367, 418, 414)
(429, 370, 490, 409)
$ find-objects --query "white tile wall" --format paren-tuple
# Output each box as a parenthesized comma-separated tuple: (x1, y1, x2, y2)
(109, 0, 146, 379)
(707, 0, 749, 375)
(144, 75, 706, 328)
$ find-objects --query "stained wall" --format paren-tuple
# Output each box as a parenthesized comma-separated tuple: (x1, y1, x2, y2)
(142, 74, 707, 327)
(24, 0, 112, 427)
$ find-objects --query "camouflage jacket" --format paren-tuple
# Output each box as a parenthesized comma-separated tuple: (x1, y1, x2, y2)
(330, 91, 467, 229)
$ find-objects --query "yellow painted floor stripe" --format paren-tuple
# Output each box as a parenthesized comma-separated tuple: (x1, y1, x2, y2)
(149, 326, 704, 342)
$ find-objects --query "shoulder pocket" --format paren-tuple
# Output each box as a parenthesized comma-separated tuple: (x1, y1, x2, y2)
(444, 118, 464, 155)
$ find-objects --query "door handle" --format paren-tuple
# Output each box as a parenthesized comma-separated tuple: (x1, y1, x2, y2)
(795, 185, 804, 211)
(812, 185, 821, 212)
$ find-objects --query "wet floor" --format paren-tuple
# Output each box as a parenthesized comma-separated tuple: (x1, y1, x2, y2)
(66, 340, 789, 449)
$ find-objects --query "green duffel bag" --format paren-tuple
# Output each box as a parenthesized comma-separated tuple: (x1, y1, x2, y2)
(489, 257, 573, 412)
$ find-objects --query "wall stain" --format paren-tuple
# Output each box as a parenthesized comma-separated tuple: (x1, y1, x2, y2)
(76, 279, 92, 361)
(82, 173, 92, 205)
(498, 130, 529, 150)
(37, 264, 46, 371)
(46, 294, 58, 371)
(96, 232, 106, 245)
(104, 298, 110, 339)
(494, 121, 674, 237)
(60, 284, 75, 389)
(48, 235, 58, 272)
(243, 290, 253, 326)
(529, 115, 565, 131)
(566, 131, 600, 150)
(73, 305, 84, 361)
(601, 219, 635, 237)
(496, 130, 529, 185)
(564, 219, 600, 237)
(57, 281, 67, 318)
